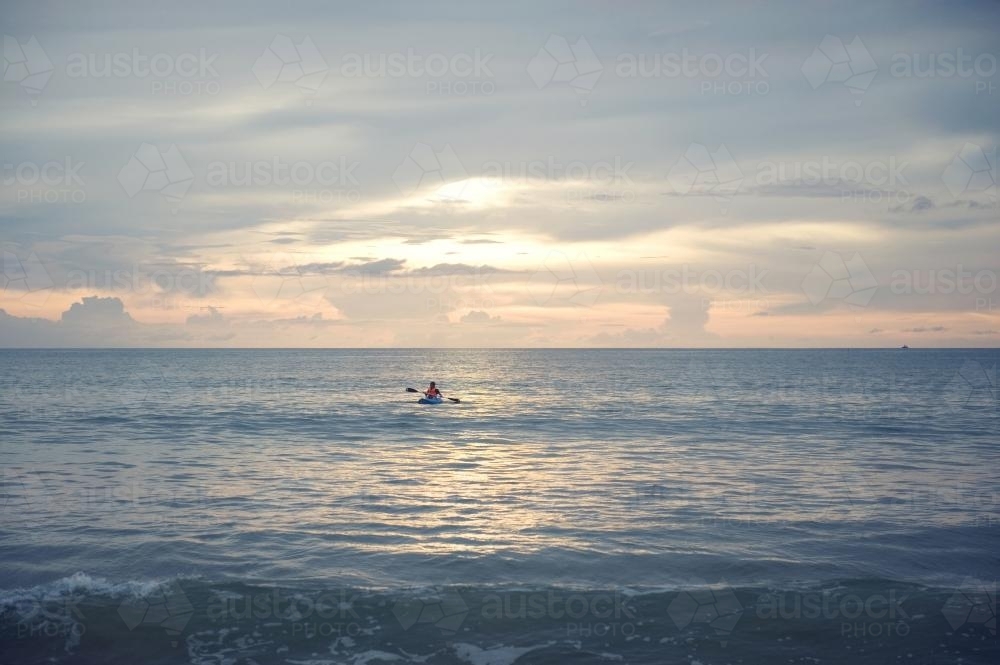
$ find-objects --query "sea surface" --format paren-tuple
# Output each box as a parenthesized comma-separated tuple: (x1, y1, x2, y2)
(1, 349, 997, 664)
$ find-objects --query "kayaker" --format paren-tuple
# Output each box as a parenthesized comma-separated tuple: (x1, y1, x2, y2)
(424, 382, 442, 398)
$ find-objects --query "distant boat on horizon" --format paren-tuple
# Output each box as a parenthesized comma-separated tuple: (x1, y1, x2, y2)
(901, 344, 909, 349)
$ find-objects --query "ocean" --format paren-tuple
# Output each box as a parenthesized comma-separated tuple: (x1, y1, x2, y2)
(0, 349, 997, 664)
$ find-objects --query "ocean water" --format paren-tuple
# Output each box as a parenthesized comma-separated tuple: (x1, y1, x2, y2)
(0, 349, 997, 664)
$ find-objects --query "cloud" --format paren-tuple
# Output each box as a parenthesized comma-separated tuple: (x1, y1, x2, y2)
(747, 182, 886, 199)
(0, 297, 351, 347)
(341, 259, 407, 276)
(61, 296, 135, 327)
(902, 326, 948, 333)
(1, 1, 998, 348)
(890, 195, 935, 213)
(186, 306, 226, 326)
(406, 263, 512, 277)
(280, 261, 348, 275)
(460, 310, 501, 324)
(0, 296, 136, 346)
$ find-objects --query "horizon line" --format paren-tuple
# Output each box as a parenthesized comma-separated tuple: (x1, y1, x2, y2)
(1, 346, 996, 351)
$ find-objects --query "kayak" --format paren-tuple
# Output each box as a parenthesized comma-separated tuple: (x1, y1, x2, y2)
(418, 397, 444, 404)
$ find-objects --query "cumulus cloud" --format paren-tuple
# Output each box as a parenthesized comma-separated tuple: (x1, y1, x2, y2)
(60, 296, 135, 327)
(460, 310, 501, 324)
(186, 306, 227, 326)
(0, 297, 136, 346)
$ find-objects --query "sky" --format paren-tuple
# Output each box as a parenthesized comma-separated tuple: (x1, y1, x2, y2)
(1, 0, 998, 347)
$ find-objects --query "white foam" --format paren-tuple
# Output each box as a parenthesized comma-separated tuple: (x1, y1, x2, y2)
(351, 650, 403, 664)
(0, 572, 175, 607)
(453, 642, 553, 665)
(397, 648, 440, 663)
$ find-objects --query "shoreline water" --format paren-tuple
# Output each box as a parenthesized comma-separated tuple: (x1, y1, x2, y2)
(2, 575, 996, 664)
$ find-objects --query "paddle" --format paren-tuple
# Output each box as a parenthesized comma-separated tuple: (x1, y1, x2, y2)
(406, 387, 460, 403)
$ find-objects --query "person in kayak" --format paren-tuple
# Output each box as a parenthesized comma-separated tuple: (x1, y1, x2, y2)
(424, 382, 442, 399)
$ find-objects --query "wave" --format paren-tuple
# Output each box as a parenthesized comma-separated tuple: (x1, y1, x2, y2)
(1, 574, 996, 665)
